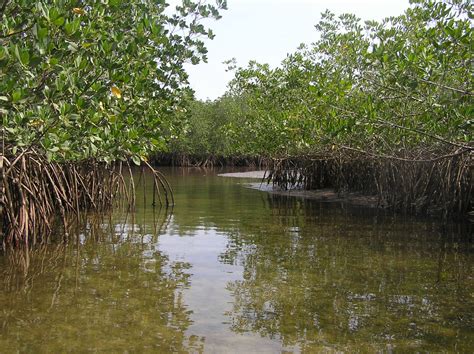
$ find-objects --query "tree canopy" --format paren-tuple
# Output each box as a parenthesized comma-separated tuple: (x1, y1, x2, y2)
(1, 0, 226, 163)
(181, 0, 472, 160)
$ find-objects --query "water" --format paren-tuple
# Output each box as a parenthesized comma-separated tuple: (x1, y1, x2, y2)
(1, 167, 472, 352)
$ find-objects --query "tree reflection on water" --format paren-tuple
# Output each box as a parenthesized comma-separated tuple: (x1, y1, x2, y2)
(0, 209, 204, 353)
(221, 195, 473, 352)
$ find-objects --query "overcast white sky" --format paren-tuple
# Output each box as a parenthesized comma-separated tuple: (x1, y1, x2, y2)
(180, 0, 410, 100)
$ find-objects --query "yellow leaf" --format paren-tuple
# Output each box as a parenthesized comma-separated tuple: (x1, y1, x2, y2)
(29, 120, 43, 127)
(111, 86, 122, 99)
(72, 7, 85, 15)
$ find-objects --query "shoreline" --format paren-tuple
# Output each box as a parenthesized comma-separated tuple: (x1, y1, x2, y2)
(217, 170, 267, 179)
(248, 183, 381, 209)
(219, 171, 380, 208)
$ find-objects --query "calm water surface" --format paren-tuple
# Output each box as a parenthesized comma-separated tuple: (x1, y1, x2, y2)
(1, 167, 472, 352)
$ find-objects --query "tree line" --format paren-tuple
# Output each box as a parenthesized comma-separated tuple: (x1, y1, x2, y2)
(170, 0, 472, 216)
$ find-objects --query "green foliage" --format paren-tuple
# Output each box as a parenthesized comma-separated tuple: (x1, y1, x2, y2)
(1, 0, 226, 163)
(220, 0, 473, 158)
(169, 96, 244, 157)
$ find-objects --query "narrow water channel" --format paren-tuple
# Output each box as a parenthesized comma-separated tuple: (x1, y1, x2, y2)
(1, 167, 472, 352)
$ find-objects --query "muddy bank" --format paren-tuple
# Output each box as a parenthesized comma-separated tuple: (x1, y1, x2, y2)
(218, 170, 267, 179)
(249, 183, 380, 208)
(219, 171, 380, 208)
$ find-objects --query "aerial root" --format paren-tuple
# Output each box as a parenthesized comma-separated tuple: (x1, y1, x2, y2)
(1, 151, 173, 248)
(267, 147, 472, 218)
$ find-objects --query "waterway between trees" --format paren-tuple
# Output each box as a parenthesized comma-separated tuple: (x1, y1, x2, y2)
(0, 167, 472, 352)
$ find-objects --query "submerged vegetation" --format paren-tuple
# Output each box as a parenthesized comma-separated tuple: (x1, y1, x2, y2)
(1, 0, 226, 245)
(1, 171, 472, 351)
(173, 0, 473, 217)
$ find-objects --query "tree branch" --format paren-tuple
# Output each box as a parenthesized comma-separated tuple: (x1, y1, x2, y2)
(0, 22, 34, 39)
(338, 144, 471, 163)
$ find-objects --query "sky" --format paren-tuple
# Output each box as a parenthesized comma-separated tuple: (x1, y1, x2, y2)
(180, 0, 410, 100)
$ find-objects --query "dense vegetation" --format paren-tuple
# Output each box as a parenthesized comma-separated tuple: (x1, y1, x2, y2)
(2, 0, 472, 246)
(2, 0, 226, 162)
(159, 96, 265, 166)
(1, 0, 226, 245)
(225, 0, 472, 156)
(172, 0, 472, 216)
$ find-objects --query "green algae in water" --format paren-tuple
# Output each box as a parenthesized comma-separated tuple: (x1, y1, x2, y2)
(0, 167, 472, 352)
